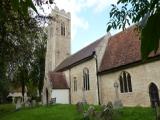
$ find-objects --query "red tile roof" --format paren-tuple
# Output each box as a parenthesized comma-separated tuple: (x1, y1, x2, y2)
(100, 26, 160, 72)
(55, 36, 105, 71)
(49, 72, 69, 89)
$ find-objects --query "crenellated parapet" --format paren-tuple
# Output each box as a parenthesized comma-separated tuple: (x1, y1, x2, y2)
(51, 6, 71, 20)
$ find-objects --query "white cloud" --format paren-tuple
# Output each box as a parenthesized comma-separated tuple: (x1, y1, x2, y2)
(83, 0, 118, 12)
(93, 0, 118, 13)
(43, 0, 118, 40)
(54, 0, 89, 40)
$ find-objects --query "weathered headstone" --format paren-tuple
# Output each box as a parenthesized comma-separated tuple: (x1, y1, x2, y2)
(83, 111, 90, 120)
(76, 102, 84, 113)
(113, 82, 123, 109)
(88, 106, 96, 117)
(50, 98, 56, 104)
(16, 98, 22, 110)
(24, 101, 30, 107)
(100, 102, 113, 120)
(32, 100, 36, 107)
(114, 100, 123, 109)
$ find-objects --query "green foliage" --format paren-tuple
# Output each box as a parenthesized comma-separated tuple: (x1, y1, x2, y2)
(11, 0, 37, 16)
(0, 79, 10, 103)
(141, 10, 160, 59)
(107, 0, 160, 59)
(0, 0, 47, 102)
(29, 34, 47, 97)
(26, 79, 37, 99)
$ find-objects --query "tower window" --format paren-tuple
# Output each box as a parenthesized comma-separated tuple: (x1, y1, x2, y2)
(61, 22, 65, 36)
(83, 68, 90, 91)
(119, 71, 132, 93)
(50, 27, 53, 38)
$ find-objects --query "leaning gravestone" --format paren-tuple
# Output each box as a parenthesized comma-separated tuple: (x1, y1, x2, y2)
(16, 98, 22, 110)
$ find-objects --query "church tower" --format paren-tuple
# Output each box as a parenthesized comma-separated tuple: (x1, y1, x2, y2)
(43, 6, 71, 104)
(45, 6, 71, 74)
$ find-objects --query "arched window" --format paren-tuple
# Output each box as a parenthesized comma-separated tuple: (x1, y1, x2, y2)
(61, 22, 65, 36)
(83, 68, 90, 91)
(119, 71, 132, 93)
(73, 77, 77, 92)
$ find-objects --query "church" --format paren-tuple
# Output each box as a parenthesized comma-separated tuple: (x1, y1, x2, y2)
(42, 6, 160, 107)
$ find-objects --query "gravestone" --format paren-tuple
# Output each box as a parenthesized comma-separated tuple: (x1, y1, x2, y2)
(32, 100, 36, 107)
(88, 106, 96, 117)
(76, 102, 84, 113)
(16, 98, 22, 110)
(25, 98, 32, 108)
(114, 100, 123, 109)
(100, 102, 113, 120)
(83, 111, 90, 120)
(113, 82, 123, 109)
(24, 101, 30, 107)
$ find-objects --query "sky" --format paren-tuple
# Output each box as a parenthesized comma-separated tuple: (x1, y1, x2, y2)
(41, 0, 120, 53)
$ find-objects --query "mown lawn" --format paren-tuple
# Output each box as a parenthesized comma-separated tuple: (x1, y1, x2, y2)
(0, 104, 156, 120)
(0, 104, 82, 120)
(116, 107, 155, 120)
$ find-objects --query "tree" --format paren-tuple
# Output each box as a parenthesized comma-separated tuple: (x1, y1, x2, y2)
(0, 78, 10, 103)
(0, 0, 49, 103)
(107, 0, 160, 59)
(26, 79, 37, 100)
(29, 31, 47, 99)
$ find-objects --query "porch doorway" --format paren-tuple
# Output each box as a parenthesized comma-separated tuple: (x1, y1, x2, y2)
(46, 88, 49, 105)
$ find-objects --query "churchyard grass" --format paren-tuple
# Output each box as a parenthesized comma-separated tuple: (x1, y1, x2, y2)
(115, 107, 155, 120)
(0, 104, 15, 117)
(0, 104, 82, 120)
(0, 104, 155, 120)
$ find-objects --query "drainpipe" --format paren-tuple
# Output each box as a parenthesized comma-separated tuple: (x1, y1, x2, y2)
(69, 69, 72, 104)
(93, 52, 101, 105)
